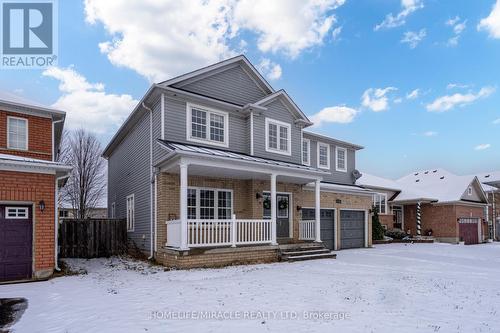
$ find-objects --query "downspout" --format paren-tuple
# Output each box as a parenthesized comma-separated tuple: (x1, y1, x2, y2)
(54, 174, 70, 271)
(142, 102, 155, 260)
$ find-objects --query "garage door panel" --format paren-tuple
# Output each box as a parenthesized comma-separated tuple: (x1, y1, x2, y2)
(302, 208, 335, 250)
(0, 205, 33, 282)
(340, 210, 365, 249)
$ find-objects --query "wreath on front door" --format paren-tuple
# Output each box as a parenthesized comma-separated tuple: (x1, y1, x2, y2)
(263, 197, 271, 210)
(278, 198, 288, 210)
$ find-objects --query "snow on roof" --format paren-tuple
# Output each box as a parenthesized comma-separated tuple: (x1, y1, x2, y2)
(357, 172, 401, 191)
(358, 168, 486, 203)
(471, 170, 500, 186)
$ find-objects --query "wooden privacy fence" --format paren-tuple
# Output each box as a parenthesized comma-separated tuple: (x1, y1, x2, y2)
(58, 219, 128, 258)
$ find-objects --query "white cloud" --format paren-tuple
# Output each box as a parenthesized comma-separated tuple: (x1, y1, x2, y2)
(310, 105, 359, 126)
(446, 83, 470, 90)
(478, 0, 500, 38)
(42, 67, 137, 134)
(423, 131, 437, 137)
(406, 88, 420, 99)
(493, 118, 500, 124)
(445, 16, 466, 46)
(475, 143, 491, 150)
(401, 29, 426, 49)
(361, 87, 397, 112)
(332, 26, 342, 40)
(426, 86, 495, 112)
(256, 58, 282, 80)
(84, 0, 345, 82)
(394, 97, 403, 104)
(374, 0, 424, 31)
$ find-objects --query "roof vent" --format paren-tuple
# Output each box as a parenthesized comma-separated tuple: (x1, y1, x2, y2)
(414, 173, 419, 176)
(415, 179, 420, 182)
(440, 176, 445, 180)
(433, 170, 437, 173)
(485, 175, 490, 178)
(424, 171, 429, 174)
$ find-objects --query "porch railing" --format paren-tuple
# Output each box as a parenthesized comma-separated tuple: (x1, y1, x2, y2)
(166, 215, 272, 248)
(299, 220, 316, 240)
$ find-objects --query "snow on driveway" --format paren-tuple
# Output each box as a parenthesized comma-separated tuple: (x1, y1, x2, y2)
(1, 243, 500, 333)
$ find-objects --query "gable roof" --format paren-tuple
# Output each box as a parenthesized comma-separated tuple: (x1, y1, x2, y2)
(253, 89, 312, 125)
(469, 170, 500, 188)
(358, 168, 488, 204)
(303, 131, 364, 150)
(160, 55, 274, 95)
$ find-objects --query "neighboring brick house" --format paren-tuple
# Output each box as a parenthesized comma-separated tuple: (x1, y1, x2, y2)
(358, 169, 490, 244)
(0, 98, 71, 282)
(473, 171, 500, 240)
(103, 55, 374, 269)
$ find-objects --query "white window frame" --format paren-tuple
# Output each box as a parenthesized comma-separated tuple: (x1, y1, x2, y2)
(468, 186, 472, 196)
(7, 116, 28, 151)
(265, 117, 291, 156)
(317, 142, 330, 169)
(373, 193, 387, 215)
(187, 187, 233, 220)
(5, 207, 28, 219)
(335, 146, 347, 172)
(126, 194, 135, 232)
(302, 138, 310, 166)
(111, 202, 116, 218)
(186, 103, 229, 148)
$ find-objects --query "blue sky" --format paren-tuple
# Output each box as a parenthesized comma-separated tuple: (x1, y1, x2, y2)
(1, 0, 499, 178)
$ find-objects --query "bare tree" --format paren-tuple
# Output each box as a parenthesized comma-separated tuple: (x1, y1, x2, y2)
(59, 129, 106, 219)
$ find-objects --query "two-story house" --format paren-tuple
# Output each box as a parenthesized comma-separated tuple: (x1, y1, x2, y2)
(0, 97, 71, 282)
(103, 55, 374, 268)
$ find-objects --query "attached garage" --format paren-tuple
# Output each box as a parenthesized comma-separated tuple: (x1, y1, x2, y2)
(458, 218, 480, 245)
(0, 205, 33, 282)
(340, 210, 366, 249)
(302, 208, 335, 250)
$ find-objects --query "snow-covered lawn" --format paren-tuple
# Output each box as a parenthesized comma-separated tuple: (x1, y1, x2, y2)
(2, 243, 500, 333)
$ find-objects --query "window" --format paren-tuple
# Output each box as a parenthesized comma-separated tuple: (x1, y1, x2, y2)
(111, 202, 116, 218)
(6, 207, 28, 219)
(265, 118, 291, 155)
(468, 187, 472, 196)
(262, 193, 290, 219)
(373, 193, 387, 214)
(186, 188, 232, 220)
(126, 194, 135, 231)
(7, 117, 28, 150)
(302, 138, 310, 165)
(336, 147, 347, 172)
(59, 210, 69, 218)
(187, 103, 228, 147)
(317, 142, 330, 169)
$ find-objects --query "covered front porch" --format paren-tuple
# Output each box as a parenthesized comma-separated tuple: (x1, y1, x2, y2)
(155, 141, 327, 251)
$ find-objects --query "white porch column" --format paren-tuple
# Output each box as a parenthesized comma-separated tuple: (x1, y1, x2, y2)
(270, 173, 278, 245)
(314, 179, 321, 242)
(179, 162, 189, 250)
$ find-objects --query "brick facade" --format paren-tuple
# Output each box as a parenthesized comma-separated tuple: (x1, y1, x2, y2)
(0, 170, 55, 278)
(0, 110, 53, 161)
(404, 203, 486, 243)
(154, 173, 373, 268)
(379, 214, 394, 229)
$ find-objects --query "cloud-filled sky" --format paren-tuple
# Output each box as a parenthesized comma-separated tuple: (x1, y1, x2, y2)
(1, 0, 499, 178)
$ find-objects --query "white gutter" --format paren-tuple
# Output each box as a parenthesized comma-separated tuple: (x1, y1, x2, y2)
(54, 174, 70, 271)
(142, 102, 155, 260)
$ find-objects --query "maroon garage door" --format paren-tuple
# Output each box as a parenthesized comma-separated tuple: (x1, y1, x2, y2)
(458, 218, 480, 245)
(0, 205, 33, 282)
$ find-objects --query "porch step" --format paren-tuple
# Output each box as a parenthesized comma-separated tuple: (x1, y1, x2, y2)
(286, 253, 337, 262)
(279, 243, 336, 262)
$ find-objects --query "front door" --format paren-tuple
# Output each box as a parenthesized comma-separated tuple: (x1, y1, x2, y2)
(263, 193, 290, 238)
(392, 205, 403, 229)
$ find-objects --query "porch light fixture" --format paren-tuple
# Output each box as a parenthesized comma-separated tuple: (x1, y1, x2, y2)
(39, 200, 45, 212)
(296, 205, 302, 211)
(255, 192, 263, 200)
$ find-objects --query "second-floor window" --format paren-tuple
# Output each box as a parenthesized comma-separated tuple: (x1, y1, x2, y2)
(302, 138, 310, 165)
(336, 147, 347, 172)
(187, 103, 228, 147)
(265, 118, 291, 155)
(7, 116, 28, 150)
(317, 142, 330, 169)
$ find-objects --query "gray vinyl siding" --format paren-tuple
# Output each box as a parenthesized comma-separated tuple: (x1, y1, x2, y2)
(252, 100, 302, 164)
(173, 65, 267, 105)
(306, 134, 355, 185)
(163, 95, 248, 154)
(152, 96, 169, 166)
(460, 182, 483, 202)
(108, 112, 151, 251)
